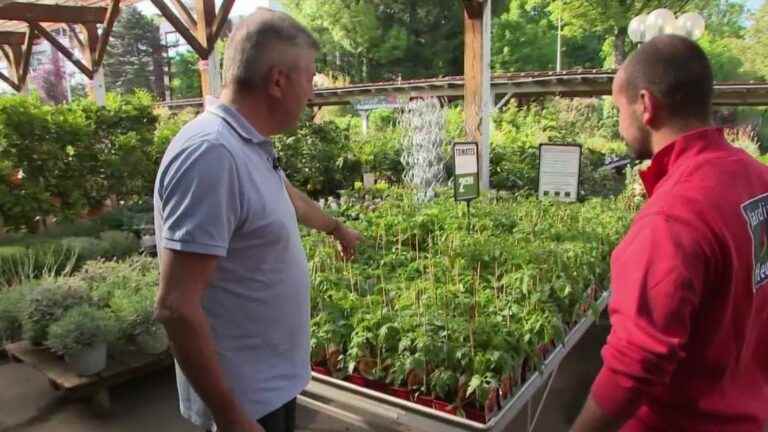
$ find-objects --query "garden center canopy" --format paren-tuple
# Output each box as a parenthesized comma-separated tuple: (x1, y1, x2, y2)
(0, 0, 234, 94)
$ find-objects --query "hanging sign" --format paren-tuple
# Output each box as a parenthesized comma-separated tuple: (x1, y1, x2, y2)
(538, 144, 582, 202)
(454, 141, 480, 202)
(351, 95, 405, 111)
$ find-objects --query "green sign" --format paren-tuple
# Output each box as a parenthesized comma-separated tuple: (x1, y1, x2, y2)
(454, 142, 480, 201)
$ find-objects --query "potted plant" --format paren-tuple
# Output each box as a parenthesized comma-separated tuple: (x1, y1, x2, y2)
(110, 287, 168, 354)
(46, 305, 118, 376)
(22, 280, 90, 346)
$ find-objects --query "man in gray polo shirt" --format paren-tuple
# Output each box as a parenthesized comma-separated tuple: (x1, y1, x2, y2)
(153, 9, 360, 432)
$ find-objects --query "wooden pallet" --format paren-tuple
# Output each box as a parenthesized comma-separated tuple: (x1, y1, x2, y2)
(5, 341, 173, 409)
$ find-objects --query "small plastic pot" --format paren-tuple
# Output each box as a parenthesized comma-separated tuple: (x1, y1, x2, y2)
(432, 399, 458, 415)
(462, 404, 486, 424)
(311, 365, 332, 376)
(415, 394, 434, 408)
(346, 373, 368, 387)
(387, 386, 412, 401)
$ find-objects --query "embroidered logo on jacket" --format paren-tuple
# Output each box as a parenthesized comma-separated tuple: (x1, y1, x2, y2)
(741, 193, 768, 292)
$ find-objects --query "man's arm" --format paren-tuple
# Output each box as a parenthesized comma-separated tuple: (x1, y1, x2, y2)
(572, 213, 710, 431)
(155, 249, 263, 432)
(284, 180, 361, 259)
(572, 397, 623, 432)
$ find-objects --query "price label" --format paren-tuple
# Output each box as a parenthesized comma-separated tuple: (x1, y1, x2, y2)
(454, 142, 480, 202)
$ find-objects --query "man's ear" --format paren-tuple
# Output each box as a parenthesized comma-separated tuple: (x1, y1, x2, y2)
(266, 66, 289, 99)
(639, 89, 660, 127)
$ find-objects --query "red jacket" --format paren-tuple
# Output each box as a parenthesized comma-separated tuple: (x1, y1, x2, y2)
(591, 128, 768, 431)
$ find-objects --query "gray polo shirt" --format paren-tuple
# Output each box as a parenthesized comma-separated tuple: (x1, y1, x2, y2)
(153, 98, 310, 428)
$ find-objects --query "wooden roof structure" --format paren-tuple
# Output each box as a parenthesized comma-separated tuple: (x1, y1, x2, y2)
(0, 0, 235, 93)
(156, 69, 768, 109)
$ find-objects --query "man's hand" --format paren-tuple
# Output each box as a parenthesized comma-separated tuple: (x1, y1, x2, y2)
(331, 224, 362, 260)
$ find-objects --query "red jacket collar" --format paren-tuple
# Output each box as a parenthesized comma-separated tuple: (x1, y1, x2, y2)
(639, 127, 727, 197)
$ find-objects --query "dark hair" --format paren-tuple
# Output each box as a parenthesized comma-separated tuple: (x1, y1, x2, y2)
(621, 34, 713, 122)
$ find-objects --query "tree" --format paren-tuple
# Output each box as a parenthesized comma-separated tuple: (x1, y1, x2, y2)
(533, 0, 709, 66)
(744, 1, 768, 79)
(104, 7, 165, 98)
(492, 0, 604, 72)
(32, 49, 67, 104)
(170, 50, 201, 99)
(284, 0, 508, 82)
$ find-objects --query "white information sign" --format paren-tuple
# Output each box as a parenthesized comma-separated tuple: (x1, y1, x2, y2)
(538, 144, 582, 202)
(454, 142, 480, 201)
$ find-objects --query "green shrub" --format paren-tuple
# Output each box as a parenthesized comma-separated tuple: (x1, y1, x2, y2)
(80, 257, 157, 308)
(46, 305, 118, 355)
(98, 230, 140, 259)
(152, 107, 197, 166)
(110, 284, 158, 338)
(0, 243, 78, 287)
(0, 92, 158, 233)
(60, 237, 110, 262)
(22, 280, 90, 345)
(275, 121, 360, 198)
(0, 286, 26, 342)
(351, 127, 404, 183)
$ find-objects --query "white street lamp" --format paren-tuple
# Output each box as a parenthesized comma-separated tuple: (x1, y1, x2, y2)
(628, 9, 706, 43)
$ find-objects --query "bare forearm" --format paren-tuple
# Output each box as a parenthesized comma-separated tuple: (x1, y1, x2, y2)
(572, 397, 622, 432)
(286, 183, 338, 233)
(160, 307, 244, 428)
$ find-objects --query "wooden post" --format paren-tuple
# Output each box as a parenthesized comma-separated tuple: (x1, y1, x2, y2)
(196, 0, 217, 102)
(463, 0, 491, 191)
(88, 68, 106, 106)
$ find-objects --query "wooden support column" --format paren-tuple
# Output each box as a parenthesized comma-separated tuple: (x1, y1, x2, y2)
(151, 0, 234, 103)
(463, 0, 491, 191)
(196, 0, 219, 101)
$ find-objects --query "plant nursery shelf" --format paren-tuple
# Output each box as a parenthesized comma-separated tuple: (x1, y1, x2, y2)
(4, 341, 171, 409)
(299, 291, 610, 432)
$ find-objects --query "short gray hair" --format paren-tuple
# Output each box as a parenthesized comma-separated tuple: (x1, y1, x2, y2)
(223, 8, 319, 90)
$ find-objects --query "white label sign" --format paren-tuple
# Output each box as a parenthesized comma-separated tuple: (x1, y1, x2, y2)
(538, 144, 582, 202)
(455, 143, 479, 175)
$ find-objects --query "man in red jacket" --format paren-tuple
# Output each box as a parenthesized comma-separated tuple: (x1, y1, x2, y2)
(572, 35, 768, 431)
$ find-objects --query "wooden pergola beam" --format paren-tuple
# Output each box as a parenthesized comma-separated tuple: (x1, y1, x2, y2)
(150, 0, 206, 57)
(31, 21, 94, 79)
(0, 31, 26, 46)
(209, 0, 234, 50)
(168, 0, 197, 34)
(0, 25, 34, 91)
(0, 2, 108, 24)
(94, 0, 121, 70)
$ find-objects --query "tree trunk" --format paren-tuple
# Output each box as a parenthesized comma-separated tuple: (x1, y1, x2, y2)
(151, 45, 167, 100)
(614, 27, 628, 66)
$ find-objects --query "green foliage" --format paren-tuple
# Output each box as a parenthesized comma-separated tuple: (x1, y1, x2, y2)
(490, 98, 625, 196)
(0, 242, 78, 288)
(98, 231, 140, 259)
(153, 108, 197, 165)
(0, 285, 26, 342)
(104, 6, 165, 97)
(307, 187, 634, 404)
(46, 305, 118, 355)
(170, 50, 203, 99)
(0, 92, 157, 232)
(284, 0, 484, 81)
(492, 1, 558, 71)
(275, 121, 360, 197)
(22, 279, 90, 345)
(60, 237, 110, 263)
(744, 1, 768, 80)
